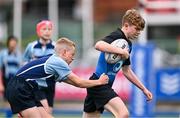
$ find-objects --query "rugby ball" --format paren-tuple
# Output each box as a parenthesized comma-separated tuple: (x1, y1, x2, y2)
(105, 39, 129, 64)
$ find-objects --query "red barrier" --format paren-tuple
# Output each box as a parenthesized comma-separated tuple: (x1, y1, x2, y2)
(55, 67, 131, 101)
(0, 71, 4, 96)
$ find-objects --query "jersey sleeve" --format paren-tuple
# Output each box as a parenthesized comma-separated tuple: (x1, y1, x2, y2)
(102, 31, 122, 44)
(122, 43, 132, 66)
(23, 43, 33, 62)
(102, 36, 115, 44)
(122, 56, 131, 66)
(0, 50, 4, 68)
(45, 55, 71, 82)
(17, 51, 23, 66)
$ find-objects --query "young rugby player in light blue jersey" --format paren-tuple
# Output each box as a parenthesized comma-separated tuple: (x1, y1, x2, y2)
(6, 37, 109, 118)
(23, 20, 55, 114)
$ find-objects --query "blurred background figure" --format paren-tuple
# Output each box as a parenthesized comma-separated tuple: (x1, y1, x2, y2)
(0, 35, 22, 118)
(23, 20, 55, 114)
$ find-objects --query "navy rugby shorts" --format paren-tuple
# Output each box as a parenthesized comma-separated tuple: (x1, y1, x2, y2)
(34, 82, 55, 107)
(83, 73, 118, 113)
(6, 77, 42, 114)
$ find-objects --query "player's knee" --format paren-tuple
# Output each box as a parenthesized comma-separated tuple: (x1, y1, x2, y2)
(115, 110, 129, 118)
(120, 110, 129, 118)
(82, 111, 101, 118)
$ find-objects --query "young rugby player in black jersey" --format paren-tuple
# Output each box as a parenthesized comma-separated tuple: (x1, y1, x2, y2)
(83, 9, 153, 118)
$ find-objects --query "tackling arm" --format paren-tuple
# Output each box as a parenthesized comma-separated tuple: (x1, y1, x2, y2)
(63, 72, 109, 88)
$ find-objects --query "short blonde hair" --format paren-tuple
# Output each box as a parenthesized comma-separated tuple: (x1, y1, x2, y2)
(122, 9, 145, 30)
(55, 37, 75, 53)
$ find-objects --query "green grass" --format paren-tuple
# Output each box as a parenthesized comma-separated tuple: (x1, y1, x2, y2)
(7, 114, 111, 118)
(0, 112, 178, 118)
(53, 115, 112, 118)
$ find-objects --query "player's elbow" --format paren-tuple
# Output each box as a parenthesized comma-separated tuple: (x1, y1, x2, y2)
(74, 81, 85, 88)
(95, 41, 103, 50)
(122, 66, 130, 73)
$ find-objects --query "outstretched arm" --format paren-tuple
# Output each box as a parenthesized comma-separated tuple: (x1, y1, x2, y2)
(122, 65, 153, 101)
(63, 72, 109, 88)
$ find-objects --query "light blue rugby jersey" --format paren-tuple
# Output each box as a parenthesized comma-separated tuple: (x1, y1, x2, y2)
(23, 40, 55, 62)
(0, 49, 22, 79)
(16, 54, 71, 87)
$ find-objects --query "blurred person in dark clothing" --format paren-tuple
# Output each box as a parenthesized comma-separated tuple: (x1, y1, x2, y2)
(0, 35, 22, 118)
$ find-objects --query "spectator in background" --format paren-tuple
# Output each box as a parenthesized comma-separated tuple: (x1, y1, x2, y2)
(23, 20, 55, 114)
(0, 35, 22, 118)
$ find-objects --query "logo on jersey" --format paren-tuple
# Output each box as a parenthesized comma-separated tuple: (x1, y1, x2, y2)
(113, 61, 123, 72)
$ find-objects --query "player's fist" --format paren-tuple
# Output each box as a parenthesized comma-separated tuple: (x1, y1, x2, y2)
(121, 48, 129, 60)
(99, 73, 109, 85)
(0, 85, 4, 93)
(143, 89, 153, 101)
